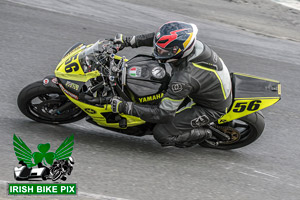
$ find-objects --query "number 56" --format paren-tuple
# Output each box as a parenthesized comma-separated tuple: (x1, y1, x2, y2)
(233, 100, 262, 113)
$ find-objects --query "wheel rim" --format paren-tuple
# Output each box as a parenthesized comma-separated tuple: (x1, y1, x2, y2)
(27, 92, 83, 122)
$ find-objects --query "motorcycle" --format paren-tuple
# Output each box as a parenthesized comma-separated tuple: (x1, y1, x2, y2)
(50, 159, 73, 181)
(17, 40, 281, 149)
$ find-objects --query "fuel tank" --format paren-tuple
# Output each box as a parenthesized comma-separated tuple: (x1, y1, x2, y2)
(126, 55, 171, 104)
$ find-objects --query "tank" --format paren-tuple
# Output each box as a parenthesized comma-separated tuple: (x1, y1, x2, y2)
(126, 55, 171, 104)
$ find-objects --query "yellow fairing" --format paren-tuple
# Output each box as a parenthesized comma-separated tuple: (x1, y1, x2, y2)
(55, 44, 101, 82)
(218, 98, 280, 124)
(64, 92, 145, 128)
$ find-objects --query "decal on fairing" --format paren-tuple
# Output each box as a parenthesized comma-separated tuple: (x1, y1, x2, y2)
(58, 83, 78, 100)
(65, 81, 80, 91)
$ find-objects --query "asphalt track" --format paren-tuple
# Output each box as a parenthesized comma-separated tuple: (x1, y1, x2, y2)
(0, 0, 300, 199)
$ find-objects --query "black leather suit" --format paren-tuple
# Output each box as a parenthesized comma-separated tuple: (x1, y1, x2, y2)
(126, 33, 232, 146)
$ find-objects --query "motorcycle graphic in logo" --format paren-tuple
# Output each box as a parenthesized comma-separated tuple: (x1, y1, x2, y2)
(13, 134, 75, 181)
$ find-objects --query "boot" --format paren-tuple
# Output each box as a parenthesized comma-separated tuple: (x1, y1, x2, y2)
(174, 128, 212, 148)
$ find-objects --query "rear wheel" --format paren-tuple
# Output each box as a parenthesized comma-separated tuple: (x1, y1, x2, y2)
(200, 111, 265, 150)
(18, 81, 86, 124)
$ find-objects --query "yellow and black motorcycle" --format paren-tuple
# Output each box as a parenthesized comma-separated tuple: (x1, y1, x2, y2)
(18, 40, 281, 149)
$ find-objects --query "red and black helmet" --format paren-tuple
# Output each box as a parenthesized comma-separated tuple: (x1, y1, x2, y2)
(153, 21, 198, 62)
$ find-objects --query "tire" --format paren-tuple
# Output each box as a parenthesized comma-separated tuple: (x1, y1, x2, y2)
(41, 170, 47, 181)
(17, 81, 86, 124)
(41, 168, 50, 180)
(200, 111, 265, 150)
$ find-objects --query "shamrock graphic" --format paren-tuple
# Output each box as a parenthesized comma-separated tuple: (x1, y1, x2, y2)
(32, 143, 55, 166)
(13, 134, 74, 167)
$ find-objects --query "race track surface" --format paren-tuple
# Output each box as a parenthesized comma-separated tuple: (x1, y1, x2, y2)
(0, 0, 300, 199)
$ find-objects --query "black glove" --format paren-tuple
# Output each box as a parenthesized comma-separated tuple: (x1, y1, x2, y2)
(111, 96, 133, 114)
(110, 34, 132, 51)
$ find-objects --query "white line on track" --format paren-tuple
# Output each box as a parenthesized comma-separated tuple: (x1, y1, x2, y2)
(78, 191, 130, 200)
(253, 170, 280, 179)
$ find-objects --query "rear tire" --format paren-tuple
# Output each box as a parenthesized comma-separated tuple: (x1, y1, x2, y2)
(200, 111, 265, 150)
(18, 81, 86, 124)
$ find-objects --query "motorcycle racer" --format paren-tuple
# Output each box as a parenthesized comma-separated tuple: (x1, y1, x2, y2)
(111, 21, 232, 148)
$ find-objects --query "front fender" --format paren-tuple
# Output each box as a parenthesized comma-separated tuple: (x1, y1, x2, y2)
(42, 75, 59, 89)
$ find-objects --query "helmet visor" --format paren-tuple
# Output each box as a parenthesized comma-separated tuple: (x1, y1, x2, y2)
(153, 44, 178, 60)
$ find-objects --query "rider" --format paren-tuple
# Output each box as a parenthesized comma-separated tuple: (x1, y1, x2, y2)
(111, 21, 232, 148)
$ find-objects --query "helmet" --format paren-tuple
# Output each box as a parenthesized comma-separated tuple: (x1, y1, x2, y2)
(153, 21, 198, 63)
(68, 157, 75, 166)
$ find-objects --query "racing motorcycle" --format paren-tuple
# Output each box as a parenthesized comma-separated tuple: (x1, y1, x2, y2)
(17, 40, 281, 149)
(50, 158, 74, 181)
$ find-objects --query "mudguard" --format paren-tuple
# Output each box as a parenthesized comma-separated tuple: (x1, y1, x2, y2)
(42, 75, 59, 89)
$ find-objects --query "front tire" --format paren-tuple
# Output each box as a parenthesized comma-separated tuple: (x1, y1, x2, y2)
(17, 81, 86, 124)
(200, 111, 265, 150)
(52, 170, 62, 181)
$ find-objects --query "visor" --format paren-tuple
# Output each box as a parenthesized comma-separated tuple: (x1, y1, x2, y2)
(153, 44, 179, 60)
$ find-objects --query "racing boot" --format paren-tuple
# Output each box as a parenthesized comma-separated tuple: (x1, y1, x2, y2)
(173, 127, 212, 148)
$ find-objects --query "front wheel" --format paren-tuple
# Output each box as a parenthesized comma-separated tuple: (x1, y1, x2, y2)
(200, 111, 265, 150)
(52, 170, 62, 181)
(17, 81, 86, 124)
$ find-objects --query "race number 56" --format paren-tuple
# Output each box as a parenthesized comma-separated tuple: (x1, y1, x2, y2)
(233, 100, 262, 113)
(65, 54, 79, 73)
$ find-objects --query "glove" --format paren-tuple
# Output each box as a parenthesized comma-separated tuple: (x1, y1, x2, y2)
(110, 34, 132, 51)
(111, 96, 133, 114)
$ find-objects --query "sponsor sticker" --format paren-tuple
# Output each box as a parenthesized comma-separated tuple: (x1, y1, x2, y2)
(156, 32, 161, 38)
(59, 83, 78, 100)
(43, 79, 49, 85)
(129, 67, 141, 77)
(84, 108, 96, 114)
(51, 78, 58, 84)
(65, 81, 79, 91)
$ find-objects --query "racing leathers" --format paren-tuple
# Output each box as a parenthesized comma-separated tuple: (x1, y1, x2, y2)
(115, 33, 232, 147)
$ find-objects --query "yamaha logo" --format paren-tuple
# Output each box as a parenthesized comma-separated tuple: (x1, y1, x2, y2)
(84, 108, 96, 114)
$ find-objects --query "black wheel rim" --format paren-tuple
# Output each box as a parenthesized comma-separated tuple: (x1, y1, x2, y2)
(27, 92, 83, 122)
